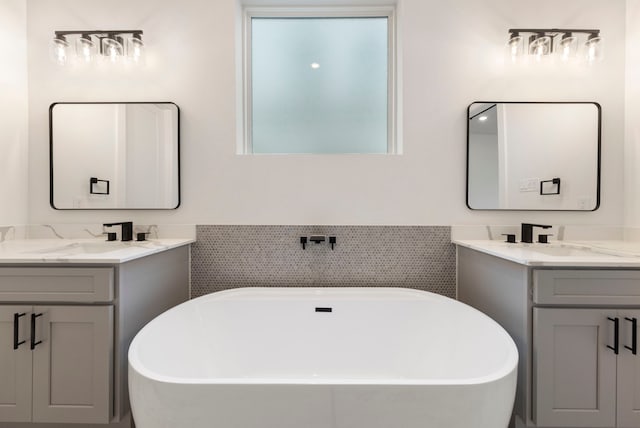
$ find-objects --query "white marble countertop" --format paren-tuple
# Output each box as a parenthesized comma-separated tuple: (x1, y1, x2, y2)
(0, 238, 194, 264)
(453, 239, 640, 267)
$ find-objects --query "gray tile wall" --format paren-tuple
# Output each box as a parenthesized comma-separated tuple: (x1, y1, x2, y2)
(191, 226, 455, 298)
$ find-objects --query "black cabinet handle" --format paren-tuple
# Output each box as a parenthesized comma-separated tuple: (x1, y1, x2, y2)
(30, 313, 43, 350)
(13, 313, 26, 350)
(625, 317, 638, 355)
(608, 317, 620, 355)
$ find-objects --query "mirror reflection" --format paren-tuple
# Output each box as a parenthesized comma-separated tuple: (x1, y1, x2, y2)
(467, 102, 600, 211)
(50, 102, 180, 209)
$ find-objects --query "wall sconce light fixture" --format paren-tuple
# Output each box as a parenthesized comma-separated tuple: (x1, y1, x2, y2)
(50, 30, 144, 65)
(507, 28, 602, 64)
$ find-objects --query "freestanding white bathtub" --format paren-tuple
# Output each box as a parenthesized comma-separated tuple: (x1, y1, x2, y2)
(128, 287, 517, 428)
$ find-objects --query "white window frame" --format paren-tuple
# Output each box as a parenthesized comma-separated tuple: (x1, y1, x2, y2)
(241, 6, 397, 154)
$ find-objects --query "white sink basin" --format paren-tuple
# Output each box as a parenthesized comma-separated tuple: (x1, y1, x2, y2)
(26, 241, 131, 255)
(530, 245, 610, 257)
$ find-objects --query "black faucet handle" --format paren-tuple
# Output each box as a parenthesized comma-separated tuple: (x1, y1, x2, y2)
(136, 232, 151, 242)
(502, 234, 517, 243)
(538, 234, 553, 244)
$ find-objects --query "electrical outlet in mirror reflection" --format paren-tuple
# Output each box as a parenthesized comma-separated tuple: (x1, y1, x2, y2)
(578, 198, 592, 210)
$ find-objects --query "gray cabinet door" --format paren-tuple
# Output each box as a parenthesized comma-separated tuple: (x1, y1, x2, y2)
(533, 308, 617, 427)
(0, 306, 32, 422)
(31, 305, 113, 424)
(617, 309, 640, 428)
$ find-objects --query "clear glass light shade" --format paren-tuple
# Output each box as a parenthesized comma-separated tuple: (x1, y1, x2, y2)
(75, 37, 95, 63)
(585, 36, 603, 63)
(127, 37, 144, 63)
(558, 35, 578, 61)
(529, 35, 552, 61)
(101, 37, 124, 62)
(50, 37, 69, 66)
(507, 35, 524, 61)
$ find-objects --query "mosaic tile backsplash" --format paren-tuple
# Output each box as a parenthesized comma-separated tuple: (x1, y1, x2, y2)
(191, 226, 455, 298)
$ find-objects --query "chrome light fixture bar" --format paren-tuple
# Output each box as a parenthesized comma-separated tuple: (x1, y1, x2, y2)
(50, 30, 144, 65)
(507, 28, 602, 63)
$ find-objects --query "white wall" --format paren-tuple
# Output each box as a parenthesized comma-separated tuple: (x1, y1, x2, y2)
(625, 0, 640, 228)
(0, 0, 28, 225)
(26, 0, 626, 226)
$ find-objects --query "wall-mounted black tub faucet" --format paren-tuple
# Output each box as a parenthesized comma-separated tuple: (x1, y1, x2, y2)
(300, 235, 337, 250)
(309, 235, 326, 244)
(521, 223, 552, 244)
(103, 222, 133, 242)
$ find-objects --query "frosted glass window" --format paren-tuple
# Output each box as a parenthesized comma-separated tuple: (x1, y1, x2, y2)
(250, 17, 389, 154)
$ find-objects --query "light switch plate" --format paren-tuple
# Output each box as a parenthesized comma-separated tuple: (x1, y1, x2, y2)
(519, 178, 539, 192)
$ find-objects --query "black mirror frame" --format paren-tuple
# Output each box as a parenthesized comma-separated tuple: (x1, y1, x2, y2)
(465, 101, 601, 212)
(49, 101, 181, 210)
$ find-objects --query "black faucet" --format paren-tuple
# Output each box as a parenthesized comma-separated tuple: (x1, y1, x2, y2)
(103, 222, 133, 242)
(521, 223, 552, 243)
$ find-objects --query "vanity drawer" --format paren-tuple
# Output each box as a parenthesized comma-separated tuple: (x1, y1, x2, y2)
(0, 268, 114, 302)
(533, 269, 640, 305)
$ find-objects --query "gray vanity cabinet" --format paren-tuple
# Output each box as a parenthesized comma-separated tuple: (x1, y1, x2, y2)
(31, 305, 113, 423)
(0, 304, 112, 424)
(0, 245, 190, 428)
(533, 308, 617, 427)
(457, 246, 640, 428)
(0, 268, 114, 424)
(534, 308, 640, 428)
(532, 269, 640, 428)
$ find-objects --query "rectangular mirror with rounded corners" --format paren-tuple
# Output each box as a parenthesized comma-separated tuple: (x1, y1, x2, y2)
(50, 102, 180, 209)
(466, 101, 600, 211)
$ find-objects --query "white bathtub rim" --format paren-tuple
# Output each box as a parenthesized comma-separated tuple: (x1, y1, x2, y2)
(128, 287, 519, 386)
(129, 361, 518, 387)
